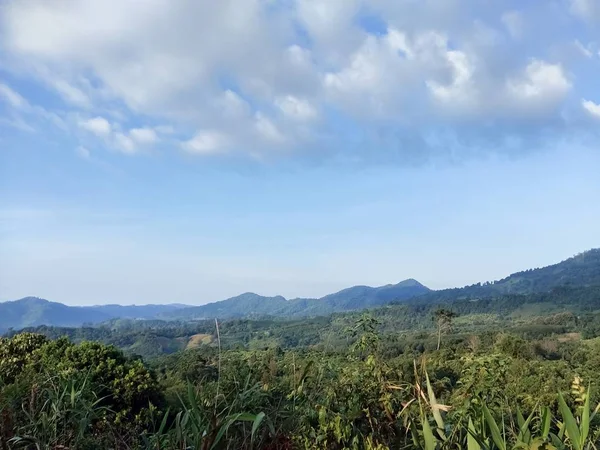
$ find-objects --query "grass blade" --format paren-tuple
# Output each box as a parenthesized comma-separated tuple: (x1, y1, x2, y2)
(251, 412, 265, 446)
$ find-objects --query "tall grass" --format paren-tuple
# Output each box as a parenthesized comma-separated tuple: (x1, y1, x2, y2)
(408, 366, 600, 450)
(2, 362, 599, 449)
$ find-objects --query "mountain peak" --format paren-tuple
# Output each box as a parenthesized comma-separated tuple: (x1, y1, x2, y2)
(394, 278, 426, 287)
(15, 296, 51, 305)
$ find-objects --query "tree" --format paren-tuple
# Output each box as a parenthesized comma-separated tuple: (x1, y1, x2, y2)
(433, 308, 457, 350)
(346, 314, 381, 358)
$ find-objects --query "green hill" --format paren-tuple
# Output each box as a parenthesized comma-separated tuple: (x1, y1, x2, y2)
(0, 298, 187, 333)
(411, 248, 600, 304)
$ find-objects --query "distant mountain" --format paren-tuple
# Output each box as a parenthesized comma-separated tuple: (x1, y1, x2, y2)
(91, 303, 190, 319)
(318, 278, 428, 309)
(0, 297, 111, 332)
(168, 293, 290, 319)
(2, 248, 599, 330)
(162, 279, 431, 320)
(164, 250, 600, 320)
(0, 299, 188, 333)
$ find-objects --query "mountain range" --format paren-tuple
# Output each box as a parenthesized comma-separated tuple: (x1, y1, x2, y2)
(0, 279, 429, 332)
(161, 278, 430, 320)
(1, 248, 599, 332)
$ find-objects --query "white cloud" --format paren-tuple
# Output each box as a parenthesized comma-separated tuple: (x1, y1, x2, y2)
(76, 117, 157, 153)
(574, 40, 594, 58)
(501, 11, 524, 39)
(506, 61, 571, 105)
(323, 28, 422, 117)
(155, 125, 175, 134)
(0, 83, 28, 109)
(0, 116, 36, 132)
(114, 132, 136, 154)
(75, 146, 91, 159)
(570, 0, 600, 22)
(51, 79, 90, 107)
(182, 130, 228, 154)
(427, 49, 474, 105)
(275, 95, 317, 121)
(218, 90, 251, 119)
(130, 127, 158, 144)
(1, 0, 289, 114)
(0, 0, 595, 160)
(255, 113, 285, 143)
(296, 0, 362, 62)
(582, 99, 600, 119)
(78, 116, 111, 136)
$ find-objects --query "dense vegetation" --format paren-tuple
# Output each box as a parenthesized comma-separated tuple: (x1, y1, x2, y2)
(10, 284, 600, 359)
(2, 312, 600, 449)
(2, 249, 600, 448)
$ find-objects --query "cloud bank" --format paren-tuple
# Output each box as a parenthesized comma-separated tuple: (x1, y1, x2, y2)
(1, 0, 599, 163)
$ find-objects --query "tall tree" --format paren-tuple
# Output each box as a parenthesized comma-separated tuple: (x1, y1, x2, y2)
(433, 308, 457, 350)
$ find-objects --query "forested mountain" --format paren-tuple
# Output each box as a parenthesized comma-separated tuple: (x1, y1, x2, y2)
(0, 279, 429, 331)
(91, 303, 190, 318)
(162, 292, 290, 319)
(1, 249, 598, 331)
(162, 278, 431, 320)
(0, 298, 187, 333)
(150, 250, 600, 319)
(9, 284, 600, 360)
(410, 248, 600, 304)
(0, 297, 112, 332)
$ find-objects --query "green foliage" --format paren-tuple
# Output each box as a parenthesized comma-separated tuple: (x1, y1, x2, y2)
(0, 334, 163, 448)
(8, 375, 107, 450)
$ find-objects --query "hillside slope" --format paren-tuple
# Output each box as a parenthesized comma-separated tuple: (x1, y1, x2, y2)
(0, 297, 112, 332)
(411, 249, 600, 304)
(0, 299, 187, 333)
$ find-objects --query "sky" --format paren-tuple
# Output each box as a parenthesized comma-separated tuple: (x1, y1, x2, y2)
(0, 0, 599, 306)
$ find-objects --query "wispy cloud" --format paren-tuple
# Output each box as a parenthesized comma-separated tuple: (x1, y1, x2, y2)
(582, 99, 600, 119)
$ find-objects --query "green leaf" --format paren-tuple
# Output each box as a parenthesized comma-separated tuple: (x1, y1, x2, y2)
(516, 406, 535, 444)
(250, 412, 265, 446)
(483, 404, 506, 450)
(541, 407, 552, 440)
(157, 407, 170, 435)
(422, 415, 437, 450)
(580, 385, 590, 446)
(210, 413, 256, 450)
(516, 407, 526, 429)
(409, 420, 423, 449)
(557, 392, 581, 450)
(425, 372, 446, 440)
(467, 418, 482, 450)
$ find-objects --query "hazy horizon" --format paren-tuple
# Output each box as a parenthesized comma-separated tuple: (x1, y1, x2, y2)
(1, 1, 599, 306)
(2, 246, 598, 306)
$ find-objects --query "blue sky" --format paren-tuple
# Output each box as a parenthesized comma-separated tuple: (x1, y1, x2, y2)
(0, 0, 599, 305)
